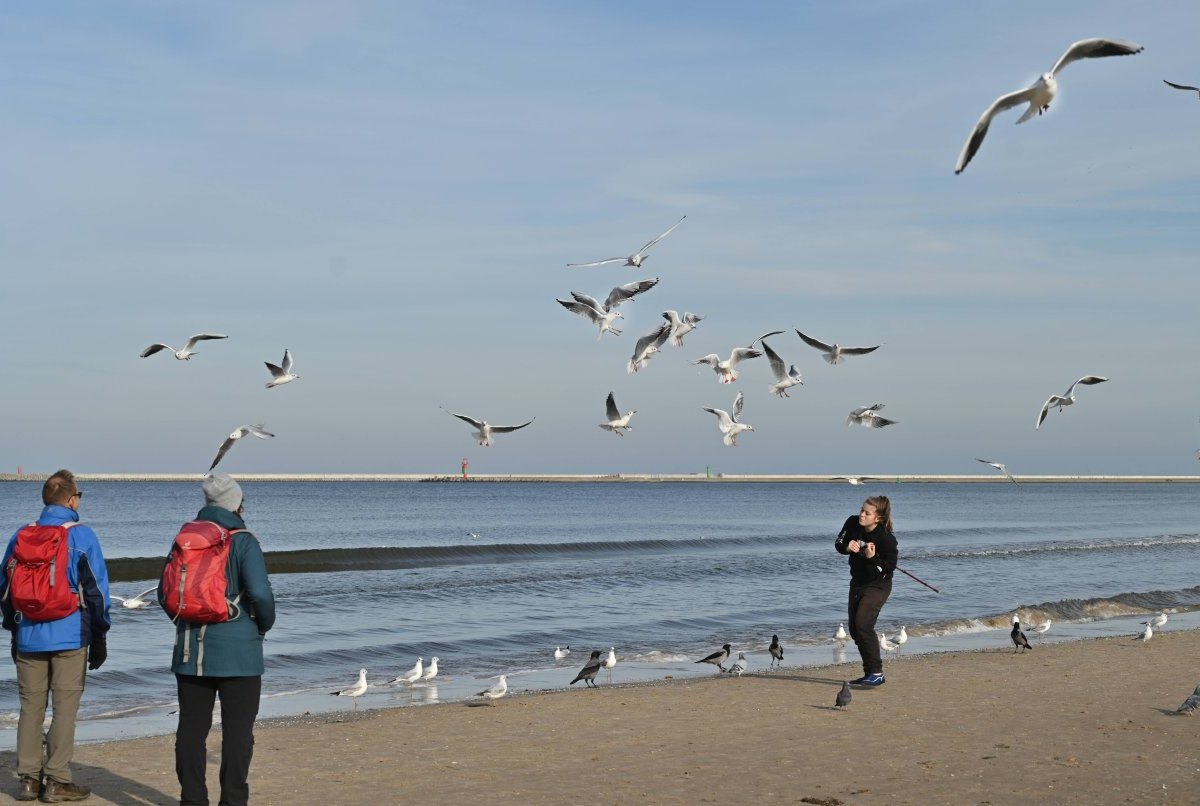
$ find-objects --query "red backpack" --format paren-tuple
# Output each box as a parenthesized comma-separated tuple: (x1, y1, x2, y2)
(5, 522, 83, 622)
(161, 521, 246, 624)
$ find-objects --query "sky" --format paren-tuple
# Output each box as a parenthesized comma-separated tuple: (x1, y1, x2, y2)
(2, 1, 1198, 476)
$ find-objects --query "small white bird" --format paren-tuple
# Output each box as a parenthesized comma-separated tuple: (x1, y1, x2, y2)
(832, 477, 876, 486)
(111, 585, 159, 610)
(847, 404, 896, 429)
(976, 458, 1018, 484)
(559, 279, 658, 340)
(476, 675, 508, 705)
(554, 646, 571, 660)
(955, 38, 1145, 174)
(661, 310, 704, 347)
(1175, 684, 1200, 715)
(693, 347, 763, 384)
(895, 626, 909, 653)
(264, 349, 299, 388)
(567, 216, 685, 268)
(1029, 619, 1052, 638)
(140, 333, 228, 360)
(208, 423, 275, 473)
(442, 409, 535, 446)
(1036, 375, 1108, 429)
(627, 322, 673, 374)
(331, 668, 369, 709)
(1146, 612, 1168, 629)
(1136, 622, 1153, 643)
(729, 652, 749, 677)
(795, 330, 879, 365)
(603, 647, 617, 683)
(390, 657, 423, 685)
(834, 624, 848, 644)
(599, 392, 636, 436)
(759, 339, 803, 398)
(422, 657, 440, 682)
(878, 632, 899, 657)
(557, 297, 624, 338)
(703, 391, 755, 447)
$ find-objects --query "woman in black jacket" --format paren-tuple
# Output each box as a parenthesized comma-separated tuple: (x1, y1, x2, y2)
(834, 496, 898, 686)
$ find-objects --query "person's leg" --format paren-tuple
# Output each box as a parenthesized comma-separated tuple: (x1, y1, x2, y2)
(846, 587, 870, 676)
(215, 676, 261, 806)
(176, 675, 219, 806)
(853, 585, 892, 676)
(42, 648, 87, 784)
(15, 651, 51, 782)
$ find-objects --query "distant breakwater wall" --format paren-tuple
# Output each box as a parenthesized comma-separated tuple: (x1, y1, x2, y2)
(3, 473, 1200, 484)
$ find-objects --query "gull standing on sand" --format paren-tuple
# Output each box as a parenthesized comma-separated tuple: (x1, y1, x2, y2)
(331, 668, 369, 709)
(264, 349, 299, 388)
(1011, 616, 1032, 653)
(1029, 619, 1052, 638)
(1036, 375, 1108, 429)
(693, 346, 763, 384)
(208, 424, 274, 473)
(554, 646, 571, 660)
(1175, 685, 1200, 715)
(627, 322, 673, 374)
(895, 626, 908, 654)
(768, 635, 784, 668)
(878, 632, 899, 659)
(603, 647, 617, 683)
(390, 658, 423, 685)
(954, 38, 1144, 174)
(422, 657, 439, 682)
(836, 681, 852, 710)
(140, 333, 228, 360)
(759, 339, 803, 398)
(1135, 622, 1153, 643)
(703, 391, 755, 447)
(976, 458, 1018, 484)
(570, 650, 604, 688)
(111, 586, 159, 610)
(696, 643, 731, 673)
(1164, 79, 1200, 99)
(442, 409, 535, 446)
(599, 392, 636, 436)
(795, 330, 879, 365)
(729, 652, 749, 677)
(847, 404, 896, 429)
(567, 216, 685, 268)
(662, 311, 704, 347)
(476, 675, 508, 705)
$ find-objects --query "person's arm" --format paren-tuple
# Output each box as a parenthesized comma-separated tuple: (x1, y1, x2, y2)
(876, 530, 898, 577)
(237, 534, 276, 634)
(76, 527, 112, 638)
(1, 534, 18, 633)
(833, 516, 858, 555)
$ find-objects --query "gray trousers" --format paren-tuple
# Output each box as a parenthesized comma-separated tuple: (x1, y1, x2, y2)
(15, 647, 87, 784)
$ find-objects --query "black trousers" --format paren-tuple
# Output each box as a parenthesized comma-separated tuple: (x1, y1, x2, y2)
(847, 582, 892, 675)
(175, 674, 261, 806)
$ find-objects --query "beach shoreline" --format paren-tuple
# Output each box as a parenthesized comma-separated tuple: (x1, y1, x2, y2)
(3, 473, 1200, 483)
(9, 629, 1197, 805)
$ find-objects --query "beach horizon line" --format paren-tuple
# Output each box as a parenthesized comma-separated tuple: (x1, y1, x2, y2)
(3, 472, 1200, 483)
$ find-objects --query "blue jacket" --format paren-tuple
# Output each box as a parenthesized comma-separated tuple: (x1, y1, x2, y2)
(159, 506, 276, 677)
(1, 505, 112, 652)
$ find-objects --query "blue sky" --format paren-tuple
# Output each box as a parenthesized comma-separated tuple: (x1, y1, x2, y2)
(2, 2, 1198, 475)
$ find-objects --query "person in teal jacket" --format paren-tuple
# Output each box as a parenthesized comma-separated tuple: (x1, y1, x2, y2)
(159, 474, 275, 806)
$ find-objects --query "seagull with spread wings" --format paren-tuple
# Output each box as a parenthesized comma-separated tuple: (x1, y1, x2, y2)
(1164, 79, 1200, 99)
(140, 333, 228, 360)
(1036, 375, 1108, 430)
(627, 321, 673, 374)
(795, 330, 879, 365)
(111, 585, 159, 610)
(703, 391, 755, 447)
(567, 216, 685, 268)
(954, 38, 1144, 174)
(599, 392, 636, 436)
(976, 458, 1018, 484)
(442, 409, 535, 446)
(760, 338, 803, 397)
(557, 278, 660, 339)
(847, 404, 896, 429)
(661, 310, 704, 347)
(208, 424, 274, 473)
(264, 349, 299, 388)
(693, 346, 763, 384)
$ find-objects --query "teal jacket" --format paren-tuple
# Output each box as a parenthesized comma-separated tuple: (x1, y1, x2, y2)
(159, 506, 275, 677)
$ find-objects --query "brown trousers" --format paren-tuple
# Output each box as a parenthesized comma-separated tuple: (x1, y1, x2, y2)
(15, 647, 87, 784)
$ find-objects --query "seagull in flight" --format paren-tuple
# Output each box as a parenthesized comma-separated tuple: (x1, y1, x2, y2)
(847, 404, 896, 429)
(832, 477, 876, 486)
(760, 339, 803, 397)
(703, 391, 755, 447)
(264, 349, 299, 388)
(331, 668, 369, 709)
(795, 330, 879, 365)
(954, 38, 1144, 174)
(599, 392, 636, 436)
(476, 675, 508, 705)
(1036, 375, 1108, 430)
(627, 321, 673, 374)
(208, 424, 274, 473)
(662, 311, 704, 347)
(558, 278, 660, 339)
(976, 458, 1018, 484)
(1164, 79, 1200, 99)
(567, 216, 685, 268)
(140, 333, 228, 360)
(693, 346, 763, 384)
(442, 409, 535, 446)
(111, 585, 159, 610)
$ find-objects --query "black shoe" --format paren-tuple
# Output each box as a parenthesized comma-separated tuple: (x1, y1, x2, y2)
(15, 776, 40, 802)
(39, 780, 90, 803)
(847, 675, 869, 685)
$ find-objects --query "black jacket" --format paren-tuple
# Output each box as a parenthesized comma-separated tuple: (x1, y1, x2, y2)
(834, 515, 898, 586)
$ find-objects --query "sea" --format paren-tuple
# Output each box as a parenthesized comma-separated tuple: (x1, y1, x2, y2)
(1, 480, 1197, 745)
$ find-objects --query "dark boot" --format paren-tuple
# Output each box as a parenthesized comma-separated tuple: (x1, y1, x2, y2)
(15, 776, 40, 802)
(38, 780, 90, 802)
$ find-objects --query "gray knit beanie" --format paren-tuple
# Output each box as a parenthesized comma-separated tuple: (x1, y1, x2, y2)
(202, 473, 243, 511)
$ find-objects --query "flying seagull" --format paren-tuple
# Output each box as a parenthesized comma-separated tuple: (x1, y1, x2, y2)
(795, 330, 879, 365)
(760, 339, 803, 397)
(264, 349, 299, 388)
(476, 675, 508, 705)
(768, 634, 784, 668)
(111, 585, 159, 610)
(847, 404, 896, 429)
(567, 216, 686, 268)
(627, 321, 673, 374)
(703, 391, 755, 447)
(140, 333, 228, 360)
(331, 668, 369, 709)
(599, 392, 636, 436)
(442, 409, 535, 446)
(1175, 685, 1200, 715)
(693, 346, 763, 384)
(557, 297, 624, 339)
(1011, 616, 1032, 653)
(696, 643, 732, 672)
(570, 650, 604, 688)
(976, 458, 1018, 484)
(955, 38, 1144, 174)
(832, 476, 877, 485)
(1164, 79, 1200, 99)
(836, 680, 852, 710)
(662, 310, 704, 347)
(1036, 375, 1108, 430)
(208, 424, 274, 473)
(558, 278, 660, 339)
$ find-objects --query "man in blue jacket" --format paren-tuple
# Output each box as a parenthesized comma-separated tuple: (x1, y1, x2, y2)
(2, 470, 111, 803)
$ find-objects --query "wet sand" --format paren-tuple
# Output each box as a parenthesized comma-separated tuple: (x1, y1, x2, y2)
(7, 629, 1198, 805)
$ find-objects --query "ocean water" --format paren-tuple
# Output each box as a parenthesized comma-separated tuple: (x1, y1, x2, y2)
(0, 480, 1197, 744)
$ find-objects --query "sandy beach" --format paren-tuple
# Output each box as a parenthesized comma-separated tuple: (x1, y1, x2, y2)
(4, 629, 1196, 805)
